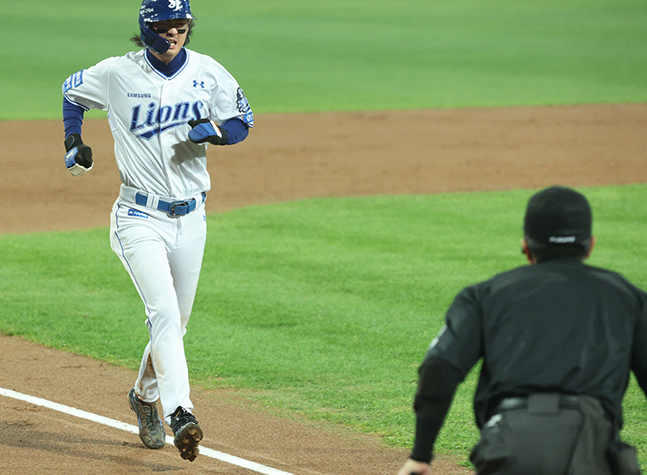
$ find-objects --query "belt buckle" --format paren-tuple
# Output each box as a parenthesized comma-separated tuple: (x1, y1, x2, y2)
(169, 200, 189, 216)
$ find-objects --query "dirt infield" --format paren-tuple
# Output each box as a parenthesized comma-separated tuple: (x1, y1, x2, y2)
(1, 104, 646, 474)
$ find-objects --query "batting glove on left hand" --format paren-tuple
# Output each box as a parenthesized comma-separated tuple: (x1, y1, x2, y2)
(64, 133, 93, 177)
(188, 119, 229, 145)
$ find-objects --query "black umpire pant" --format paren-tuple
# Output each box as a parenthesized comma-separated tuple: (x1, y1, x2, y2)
(469, 393, 639, 475)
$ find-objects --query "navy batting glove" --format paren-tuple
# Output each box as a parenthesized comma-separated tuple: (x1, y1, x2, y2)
(188, 118, 229, 145)
(64, 133, 93, 177)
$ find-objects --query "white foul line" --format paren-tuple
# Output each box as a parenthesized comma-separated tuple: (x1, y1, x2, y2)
(0, 387, 294, 475)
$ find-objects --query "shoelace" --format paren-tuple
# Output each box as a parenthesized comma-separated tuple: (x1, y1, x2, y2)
(139, 402, 156, 420)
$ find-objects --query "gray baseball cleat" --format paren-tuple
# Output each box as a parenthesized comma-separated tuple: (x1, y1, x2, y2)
(170, 406, 203, 462)
(128, 388, 166, 449)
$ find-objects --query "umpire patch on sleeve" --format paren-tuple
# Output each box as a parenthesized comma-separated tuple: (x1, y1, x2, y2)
(236, 88, 254, 127)
(63, 70, 85, 92)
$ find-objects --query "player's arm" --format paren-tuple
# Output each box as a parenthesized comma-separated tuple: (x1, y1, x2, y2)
(199, 63, 253, 146)
(62, 99, 93, 176)
(187, 117, 249, 146)
(61, 62, 110, 177)
(220, 118, 249, 144)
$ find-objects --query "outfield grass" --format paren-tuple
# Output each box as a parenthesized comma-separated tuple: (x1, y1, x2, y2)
(1, 186, 646, 468)
(3, 0, 647, 469)
(4, 0, 647, 119)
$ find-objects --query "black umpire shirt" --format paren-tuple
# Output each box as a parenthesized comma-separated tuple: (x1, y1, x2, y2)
(411, 256, 647, 463)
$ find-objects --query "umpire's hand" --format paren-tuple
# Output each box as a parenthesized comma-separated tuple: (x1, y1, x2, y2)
(397, 459, 432, 475)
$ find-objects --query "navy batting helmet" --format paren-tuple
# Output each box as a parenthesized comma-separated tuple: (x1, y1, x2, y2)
(139, 0, 194, 55)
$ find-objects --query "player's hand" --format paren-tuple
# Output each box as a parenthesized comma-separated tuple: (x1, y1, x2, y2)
(397, 459, 432, 475)
(64, 133, 93, 177)
(188, 118, 229, 145)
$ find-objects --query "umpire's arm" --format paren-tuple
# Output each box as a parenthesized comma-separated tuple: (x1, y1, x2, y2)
(409, 286, 484, 463)
(632, 291, 647, 398)
(410, 357, 463, 463)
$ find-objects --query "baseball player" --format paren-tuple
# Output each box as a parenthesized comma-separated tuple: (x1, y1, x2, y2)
(397, 186, 647, 475)
(61, 0, 253, 462)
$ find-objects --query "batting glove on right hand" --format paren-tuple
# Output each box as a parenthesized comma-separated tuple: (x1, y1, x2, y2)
(64, 133, 93, 177)
(188, 119, 229, 145)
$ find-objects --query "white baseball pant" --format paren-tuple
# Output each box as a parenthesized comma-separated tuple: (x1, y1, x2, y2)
(109, 185, 207, 424)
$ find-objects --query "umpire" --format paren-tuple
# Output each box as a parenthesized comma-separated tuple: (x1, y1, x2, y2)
(397, 186, 647, 475)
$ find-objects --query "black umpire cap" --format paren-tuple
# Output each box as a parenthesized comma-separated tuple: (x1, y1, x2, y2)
(524, 186, 592, 252)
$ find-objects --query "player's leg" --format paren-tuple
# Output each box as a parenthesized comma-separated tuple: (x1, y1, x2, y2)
(165, 206, 207, 461)
(135, 341, 157, 402)
(160, 205, 207, 419)
(168, 205, 207, 335)
(110, 202, 192, 422)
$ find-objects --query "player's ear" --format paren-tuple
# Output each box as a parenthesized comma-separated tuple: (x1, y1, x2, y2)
(521, 238, 535, 264)
(584, 236, 596, 259)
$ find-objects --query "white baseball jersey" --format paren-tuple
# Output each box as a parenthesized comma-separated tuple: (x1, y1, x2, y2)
(63, 48, 254, 199)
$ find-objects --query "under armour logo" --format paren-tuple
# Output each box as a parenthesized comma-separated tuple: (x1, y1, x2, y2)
(193, 80, 205, 88)
(169, 0, 183, 12)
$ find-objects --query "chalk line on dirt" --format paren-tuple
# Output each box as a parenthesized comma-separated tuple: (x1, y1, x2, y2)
(0, 386, 294, 475)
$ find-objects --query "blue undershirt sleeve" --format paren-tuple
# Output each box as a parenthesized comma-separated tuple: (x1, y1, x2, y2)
(63, 98, 85, 137)
(220, 118, 249, 145)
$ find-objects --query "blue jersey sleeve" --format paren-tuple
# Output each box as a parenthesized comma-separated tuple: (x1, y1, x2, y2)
(63, 98, 85, 137)
(220, 118, 249, 145)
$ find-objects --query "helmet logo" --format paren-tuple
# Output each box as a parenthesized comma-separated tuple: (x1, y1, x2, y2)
(168, 0, 184, 11)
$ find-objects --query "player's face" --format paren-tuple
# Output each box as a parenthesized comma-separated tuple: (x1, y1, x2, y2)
(149, 19, 190, 63)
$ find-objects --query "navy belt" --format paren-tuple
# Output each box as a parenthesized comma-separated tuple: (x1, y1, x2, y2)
(134, 191, 206, 216)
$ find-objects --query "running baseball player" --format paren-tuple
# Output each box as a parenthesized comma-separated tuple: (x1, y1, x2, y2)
(61, 0, 253, 461)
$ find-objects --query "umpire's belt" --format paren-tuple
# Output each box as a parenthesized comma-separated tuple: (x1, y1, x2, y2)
(120, 184, 206, 217)
(495, 394, 581, 415)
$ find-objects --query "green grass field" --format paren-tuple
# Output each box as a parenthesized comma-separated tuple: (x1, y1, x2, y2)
(2, 0, 647, 470)
(1, 187, 647, 467)
(4, 0, 647, 119)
